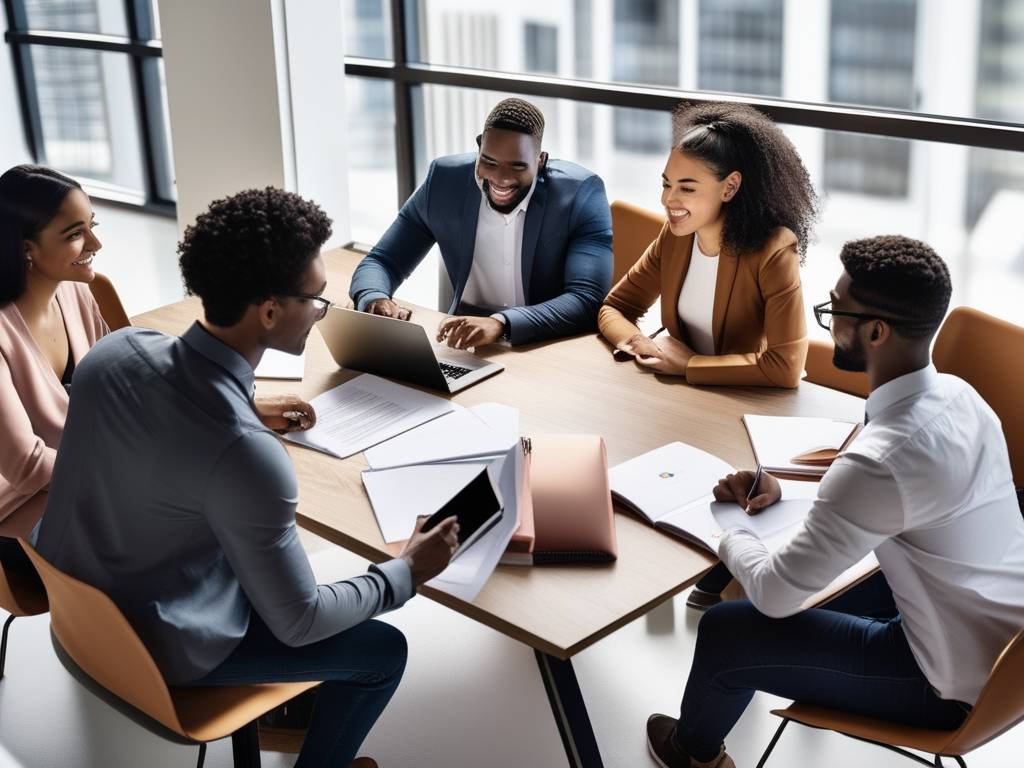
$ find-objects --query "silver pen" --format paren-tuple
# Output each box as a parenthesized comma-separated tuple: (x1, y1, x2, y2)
(745, 464, 764, 511)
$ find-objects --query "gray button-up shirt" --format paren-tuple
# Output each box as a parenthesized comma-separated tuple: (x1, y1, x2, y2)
(35, 323, 413, 684)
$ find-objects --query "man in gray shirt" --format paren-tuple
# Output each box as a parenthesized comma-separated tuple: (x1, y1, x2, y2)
(36, 188, 458, 768)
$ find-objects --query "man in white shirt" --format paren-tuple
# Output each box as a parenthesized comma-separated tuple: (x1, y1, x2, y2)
(647, 235, 1024, 768)
(348, 98, 613, 347)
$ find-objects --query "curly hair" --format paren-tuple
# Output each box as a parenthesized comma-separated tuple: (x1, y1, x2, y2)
(672, 101, 818, 260)
(839, 235, 951, 340)
(178, 187, 332, 327)
(0, 165, 82, 305)
(484, 98, 545, 141)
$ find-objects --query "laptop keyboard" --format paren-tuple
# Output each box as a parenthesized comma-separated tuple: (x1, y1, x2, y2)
(439, 361, 473, 380)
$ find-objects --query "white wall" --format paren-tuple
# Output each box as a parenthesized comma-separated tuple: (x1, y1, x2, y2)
(159, 0, 351, 246)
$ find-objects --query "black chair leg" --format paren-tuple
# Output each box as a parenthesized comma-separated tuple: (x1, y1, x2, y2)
(0, 614, 15, 680)
(755, 719, 789, 768)
(196, 742, 207, 768)
(935, 756, 968, 768)
(231, 720, 261, 768)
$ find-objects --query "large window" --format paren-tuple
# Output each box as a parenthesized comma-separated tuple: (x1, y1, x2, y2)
(3, 0, 174, 211)
(343, 0, 1024, 329)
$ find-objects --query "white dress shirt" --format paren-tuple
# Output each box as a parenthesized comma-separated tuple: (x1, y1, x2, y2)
(461, 177, 537, 312)
(720, 364, 1024, 704)
(676, 235, 718, 355)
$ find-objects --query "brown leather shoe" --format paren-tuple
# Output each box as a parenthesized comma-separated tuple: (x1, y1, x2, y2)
(349, 759, 378, 768)
(647, 714, 735, 768)
(685, 587, 723, 612)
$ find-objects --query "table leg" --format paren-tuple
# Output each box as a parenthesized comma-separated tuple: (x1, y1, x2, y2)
(534, 650, 604, 768)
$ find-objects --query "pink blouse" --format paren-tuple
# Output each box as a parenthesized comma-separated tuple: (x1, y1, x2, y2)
(0, 282, 109, 535)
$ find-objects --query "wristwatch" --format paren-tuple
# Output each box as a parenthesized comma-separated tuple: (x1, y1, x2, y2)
(490, 313, 511, 342)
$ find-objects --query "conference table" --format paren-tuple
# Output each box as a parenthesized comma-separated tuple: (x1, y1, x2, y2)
(134, 247, 866, 768)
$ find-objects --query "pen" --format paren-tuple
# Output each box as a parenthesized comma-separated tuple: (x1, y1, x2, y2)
(745, 464, 764, 509)
(282, 410, 308, 423)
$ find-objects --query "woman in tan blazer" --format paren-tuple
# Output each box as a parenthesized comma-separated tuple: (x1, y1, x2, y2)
(599, 102, 818, 388)
(0, 166, 109, 537)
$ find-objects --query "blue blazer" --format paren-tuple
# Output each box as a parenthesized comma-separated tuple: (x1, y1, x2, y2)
(349, 153, 613, 345)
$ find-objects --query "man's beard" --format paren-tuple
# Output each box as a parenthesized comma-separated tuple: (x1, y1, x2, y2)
(480, 178, 529, 214)
(832, 333, 867, 372)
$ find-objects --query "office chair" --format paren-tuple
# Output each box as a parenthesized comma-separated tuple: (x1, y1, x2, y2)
(0, 555, 47, 681)
(20, 540, 320, 768)
(89, 271, 132, 331)
(802, 337, 870, 397)
(756, 627, 1024, 768)
(609, 200, 665, 286)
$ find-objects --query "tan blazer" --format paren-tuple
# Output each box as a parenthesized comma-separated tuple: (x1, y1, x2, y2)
(0, 283, 108, 535)
(598, 223, 807, 388)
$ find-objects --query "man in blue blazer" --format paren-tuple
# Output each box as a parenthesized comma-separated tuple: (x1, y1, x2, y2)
(348, 98, 613, 347)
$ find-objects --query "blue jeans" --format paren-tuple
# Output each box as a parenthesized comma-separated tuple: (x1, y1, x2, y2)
(188, 615, 407, 767)
(675, 573, 971, 762)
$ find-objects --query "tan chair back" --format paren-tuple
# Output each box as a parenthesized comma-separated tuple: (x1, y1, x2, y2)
(89, 272, 131, 331)
(802, 338, 869, 398)
(610, 200, 664, 286)
(944, 627, 1024, 754)
(20, 541, 185, 734)
(933, 306, 1024, 486)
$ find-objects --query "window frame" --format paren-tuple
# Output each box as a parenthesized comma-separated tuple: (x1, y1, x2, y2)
(3, 0, 174, 216)
(349, 0, 1024, 209)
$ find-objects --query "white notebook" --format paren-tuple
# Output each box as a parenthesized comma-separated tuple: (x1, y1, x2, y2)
(742, 414, 862, 477)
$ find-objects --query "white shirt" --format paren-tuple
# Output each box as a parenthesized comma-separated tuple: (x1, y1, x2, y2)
(720, 364, 1024, 704)
(461, 177, 537, 312)
(677, 236, 718, 355)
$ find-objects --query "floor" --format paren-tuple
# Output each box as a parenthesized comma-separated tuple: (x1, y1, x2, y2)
(3, 208, 1022, 767)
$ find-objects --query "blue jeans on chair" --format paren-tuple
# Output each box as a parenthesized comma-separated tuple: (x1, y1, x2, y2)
(187, 614, 407, 767)
(674, 573, 971, 762)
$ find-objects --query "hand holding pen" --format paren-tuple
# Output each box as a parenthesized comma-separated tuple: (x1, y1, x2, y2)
(254, 395, 318, 433)
(712, 465, 782, 515)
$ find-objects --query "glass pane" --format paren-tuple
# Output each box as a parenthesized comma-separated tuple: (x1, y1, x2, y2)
(28, 46, 146, 194)
(22, 0, 129, 37)
(346, 76, 397, 244)
(406, 84, 1024, 332)
(344, 0, 393, 59)
(400, 0, 1024, 125)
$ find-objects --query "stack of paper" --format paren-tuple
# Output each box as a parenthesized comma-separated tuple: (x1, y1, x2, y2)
(254, 349, 305, 380)
(361, 402, 524, 601)
(284, 374, 455, 459)
(742, 414, 862, 477)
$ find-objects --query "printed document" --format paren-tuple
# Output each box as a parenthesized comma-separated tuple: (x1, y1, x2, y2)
(285, 374, 454, 458)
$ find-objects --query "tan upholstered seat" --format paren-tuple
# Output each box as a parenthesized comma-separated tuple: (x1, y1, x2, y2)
(932, 306, 1024, 488)
(89, 271, 132, 331)
(758, 628, 1024, 768)
(20, 540, 319, 767)
(609, 200, 665, 286)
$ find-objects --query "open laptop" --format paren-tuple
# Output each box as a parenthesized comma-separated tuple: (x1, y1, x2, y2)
(317, 306, 505, 394)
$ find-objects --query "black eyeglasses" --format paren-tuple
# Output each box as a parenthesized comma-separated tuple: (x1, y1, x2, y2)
(813, 300, 903, 332)
(280, 292, 333, 320)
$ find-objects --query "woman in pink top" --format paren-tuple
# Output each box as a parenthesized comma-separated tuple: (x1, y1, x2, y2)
(0, 165, 108, 537)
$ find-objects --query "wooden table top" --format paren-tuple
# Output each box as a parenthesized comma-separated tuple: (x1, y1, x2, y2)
(133, 247, 865, 659)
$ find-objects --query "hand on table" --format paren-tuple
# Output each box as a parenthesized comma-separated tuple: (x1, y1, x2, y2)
(635, 336, 695, 376)
(254, 395, 317, 433)
(400, 516, 460, 586)
(614, 332, 661, 360)
(366, 298, 412, 321)
(436, 315, 504, 349)
(712, 470, 782, 515)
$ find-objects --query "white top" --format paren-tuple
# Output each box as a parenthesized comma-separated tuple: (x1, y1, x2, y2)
(677, 236, 718, 355)
(462, 177, 537, 312)
(720, 364, 1024, 704)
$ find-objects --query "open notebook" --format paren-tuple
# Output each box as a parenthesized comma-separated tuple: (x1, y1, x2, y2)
(609, 442, 820, 554)
(742, 414, 862, 477)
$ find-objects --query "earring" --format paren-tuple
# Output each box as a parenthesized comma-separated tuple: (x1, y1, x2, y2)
(25, 256, 33, 270)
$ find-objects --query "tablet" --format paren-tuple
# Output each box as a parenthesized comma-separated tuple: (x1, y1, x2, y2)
(420, 467, 504, 559)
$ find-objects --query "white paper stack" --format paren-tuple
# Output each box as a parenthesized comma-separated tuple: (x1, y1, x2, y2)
(284, 374, 455, 459)
(361, 403, 523, 602)
(742, 414, 862, 477)
(254, 349, 305, 380)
